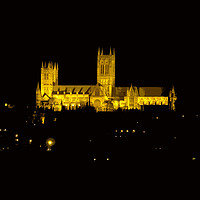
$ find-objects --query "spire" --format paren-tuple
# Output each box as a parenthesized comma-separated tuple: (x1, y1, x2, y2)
(54, 62, 57, 69)
(36, 82, 40, 90)
(169, 85, 175, 97)
(42, 61, 44, 68)
(127, 89, 130, 96)
(98, 47, 100, 55)
(110, 47, 112, 55)
(36, 82, 41, 108)
(169, 85, 177, 111)
(36, 82, 41, 95)
(101, 48, 103, 55)
(130, 84, 133, 91)
(172, 85, 175, 93)
(113, 48, 115, 55)
(128, 84, 134, 96)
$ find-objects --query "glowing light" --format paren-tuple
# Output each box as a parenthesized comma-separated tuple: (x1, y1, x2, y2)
(107, 158, 110, 161)
(132, 130, 136, 133)
(15, 138, 19, 142)
(41, 117, 45, 124)
(15, 134, 18, 137)
(126, 130, 129, 132)
(5, 103, 7, 107)
(138, 97, 168, 106)
(46, 138, 56, 151)
(94, 158, 96, 161)
(29, 139, 32, 144)
(192, 157, 196, 160)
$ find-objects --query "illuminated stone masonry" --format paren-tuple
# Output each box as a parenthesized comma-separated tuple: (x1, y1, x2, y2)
(36, 48, 177, 111)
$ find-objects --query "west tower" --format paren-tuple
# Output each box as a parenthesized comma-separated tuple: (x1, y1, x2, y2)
(41, 61, 58, 97)
(97, 47, 115, 97)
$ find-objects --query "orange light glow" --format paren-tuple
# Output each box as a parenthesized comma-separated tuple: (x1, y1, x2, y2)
(46, 138, 55, 147)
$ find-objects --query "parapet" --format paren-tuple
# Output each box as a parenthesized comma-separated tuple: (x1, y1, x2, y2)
(42, 61, 58, 69)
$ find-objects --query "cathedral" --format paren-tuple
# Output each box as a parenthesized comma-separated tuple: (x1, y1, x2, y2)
(36, 47, 177, 112)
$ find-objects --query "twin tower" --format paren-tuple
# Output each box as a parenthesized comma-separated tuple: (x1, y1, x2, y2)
(38, 47, 116, 99)
(36, 47, 177, 111)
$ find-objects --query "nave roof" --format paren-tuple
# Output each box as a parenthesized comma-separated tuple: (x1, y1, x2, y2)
(53, 85, 96, 94)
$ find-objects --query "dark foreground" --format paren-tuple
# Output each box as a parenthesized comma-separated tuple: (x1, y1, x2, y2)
(1, 106, 200, 167)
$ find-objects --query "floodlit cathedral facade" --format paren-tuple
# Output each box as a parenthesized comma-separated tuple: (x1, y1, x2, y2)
(36, 48, 177, 112)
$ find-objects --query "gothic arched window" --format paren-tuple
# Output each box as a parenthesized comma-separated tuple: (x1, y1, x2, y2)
(101, 64, 104, 74)
(105, 64, 109, 74)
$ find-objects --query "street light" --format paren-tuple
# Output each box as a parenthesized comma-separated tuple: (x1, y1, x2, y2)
(46, 138, 56, 151)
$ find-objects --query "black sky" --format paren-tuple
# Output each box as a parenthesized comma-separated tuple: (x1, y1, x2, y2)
(1, 3, 199, 111)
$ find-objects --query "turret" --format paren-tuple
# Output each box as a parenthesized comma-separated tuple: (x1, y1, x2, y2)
(169, 85, 177, 111)
(54, 62, 57, 69)
(101, 48, 103, 55)
(127, 85, 138, 97)
(127, 85, 139, 110)
(36, 82, 41, 108)
(113, 48, 115, 55)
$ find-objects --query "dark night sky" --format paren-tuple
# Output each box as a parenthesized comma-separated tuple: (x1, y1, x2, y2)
(1, 3, 199, 111)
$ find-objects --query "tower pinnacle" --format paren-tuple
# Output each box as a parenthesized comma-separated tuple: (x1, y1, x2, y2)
(36, 82, 40, 90)
(113, 48, 115, 55)
(101, 48, 103, 55)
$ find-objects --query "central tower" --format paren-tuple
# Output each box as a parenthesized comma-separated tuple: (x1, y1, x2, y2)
(97, 47, 115, 97)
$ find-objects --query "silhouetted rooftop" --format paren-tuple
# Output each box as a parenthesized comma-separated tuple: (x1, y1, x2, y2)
(141, 87, 163, 96)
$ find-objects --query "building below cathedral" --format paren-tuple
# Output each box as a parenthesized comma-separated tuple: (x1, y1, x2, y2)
(36, 48, 177, 112)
